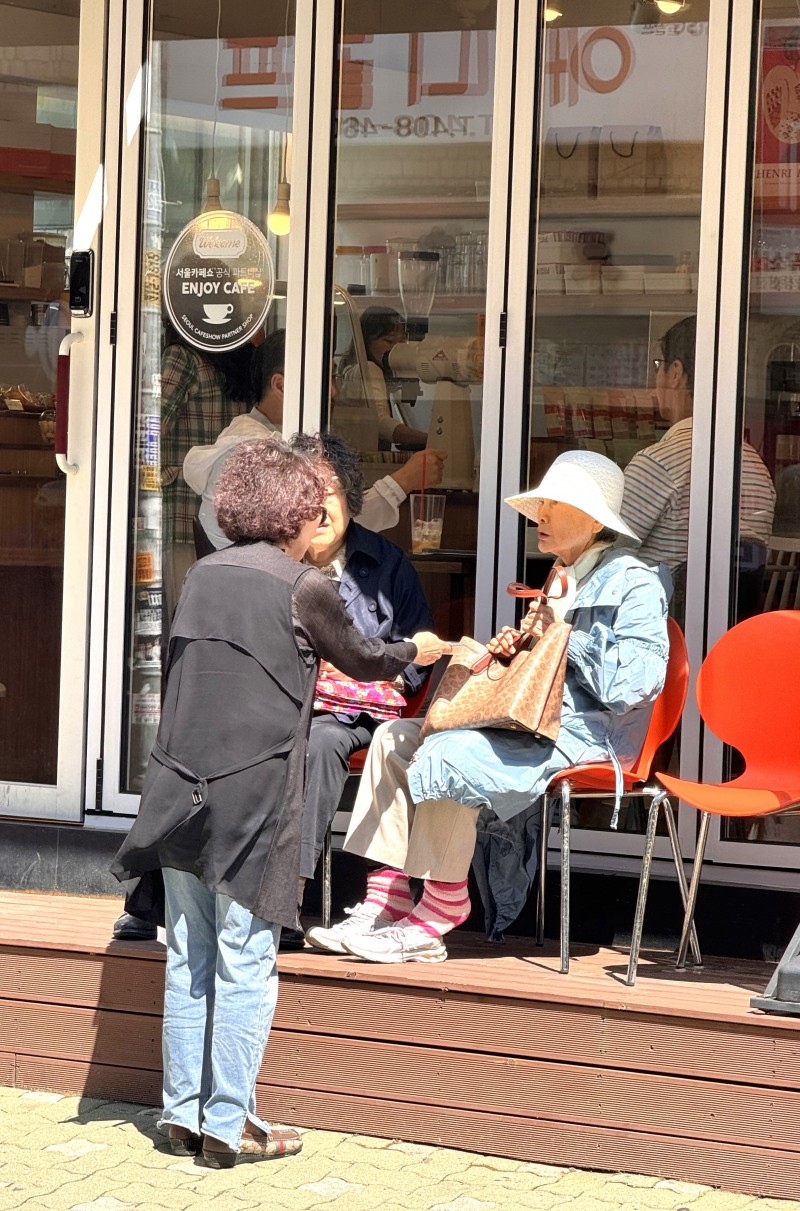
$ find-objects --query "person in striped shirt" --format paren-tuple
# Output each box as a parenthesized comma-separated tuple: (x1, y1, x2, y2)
(621, 315, 775, 617)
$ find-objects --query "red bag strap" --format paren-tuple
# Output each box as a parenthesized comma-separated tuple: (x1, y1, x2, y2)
(469, 569, 569, 677)
(506, 566, 569, 604)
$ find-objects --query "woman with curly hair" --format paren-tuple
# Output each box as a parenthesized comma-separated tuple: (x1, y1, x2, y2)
(112, 436, 448, 1169)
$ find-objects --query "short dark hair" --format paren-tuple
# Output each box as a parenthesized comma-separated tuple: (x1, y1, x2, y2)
(290, 431, 365, 518)
(360, 306, 406, 352)
(661, 315, 696, 392)
(251, 329, 286, 399)
(214, 436, 324, 545)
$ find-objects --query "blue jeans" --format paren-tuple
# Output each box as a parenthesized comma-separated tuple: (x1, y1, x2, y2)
(160, 867, 281, 1149)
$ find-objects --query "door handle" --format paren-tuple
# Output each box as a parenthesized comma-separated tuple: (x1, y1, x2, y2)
(56, 331, 84, 476)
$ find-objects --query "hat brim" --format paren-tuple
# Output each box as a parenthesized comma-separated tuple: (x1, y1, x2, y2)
(504, 489, 641, 544)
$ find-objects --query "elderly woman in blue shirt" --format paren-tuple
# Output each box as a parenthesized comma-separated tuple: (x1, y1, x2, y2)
(307, 450, 670, 963)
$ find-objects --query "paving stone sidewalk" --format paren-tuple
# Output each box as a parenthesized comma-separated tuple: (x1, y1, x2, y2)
(0, 1086, 797, 1211)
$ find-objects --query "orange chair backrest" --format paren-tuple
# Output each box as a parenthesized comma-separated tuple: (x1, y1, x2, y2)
(625, 616, 689, 783)
(695, 610, 800, 780)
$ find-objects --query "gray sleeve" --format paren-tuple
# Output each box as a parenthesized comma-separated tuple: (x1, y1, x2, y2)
(293, 569, 417, 681)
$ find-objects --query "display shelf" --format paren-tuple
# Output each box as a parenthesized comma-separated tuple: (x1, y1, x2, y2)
(337, 200, 488, 222)
(539, 195, 701, 220)
(349, 291, 485, 314)
(0, 171, 73, 197)
(752, 292, 800, 316)
(535, 292, 696, 316)
(0, 285, 61, 303)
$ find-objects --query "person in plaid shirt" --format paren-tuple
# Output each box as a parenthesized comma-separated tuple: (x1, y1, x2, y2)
(160, 332, 257, 615)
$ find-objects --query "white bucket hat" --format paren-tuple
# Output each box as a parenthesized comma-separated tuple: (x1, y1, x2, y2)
(505, 449, 640, 543)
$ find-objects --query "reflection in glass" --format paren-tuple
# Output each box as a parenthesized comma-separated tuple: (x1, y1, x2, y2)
(122, 5, 295, 791)
(528, 4, 710, 832)
(327, 6, 497, 640)
(0, 1, 76, 783)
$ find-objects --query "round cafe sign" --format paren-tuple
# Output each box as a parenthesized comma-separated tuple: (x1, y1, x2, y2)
(163, 210, 275, 352)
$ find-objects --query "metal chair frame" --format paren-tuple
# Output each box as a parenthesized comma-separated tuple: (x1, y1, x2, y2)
(536, 616, 701, 986)
(538, 782, 701, 986)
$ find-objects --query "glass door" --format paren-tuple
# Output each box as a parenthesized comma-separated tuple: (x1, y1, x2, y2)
(701, 0, 800, 878)
(504, 0, 721, 867)
(99, 0, 304, 810)
(0, 0, 106, 819)
(321, 0, 507, 643)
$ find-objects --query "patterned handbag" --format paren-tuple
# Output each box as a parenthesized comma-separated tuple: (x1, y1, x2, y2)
(419, 569, 571, 743)
(313, 669, 407, 721)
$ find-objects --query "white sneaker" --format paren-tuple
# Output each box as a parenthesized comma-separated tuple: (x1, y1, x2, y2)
(305, 902, 394, 955)
(341, 924, 448, 964)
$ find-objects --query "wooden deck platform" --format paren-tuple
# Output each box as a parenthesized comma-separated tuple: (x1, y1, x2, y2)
(1, 889, 799, 1199)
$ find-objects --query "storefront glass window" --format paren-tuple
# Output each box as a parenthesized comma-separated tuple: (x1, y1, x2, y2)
(729, 2, 798, 845)
(528, 2, 709, 832)
(122, 2, 295, 792)
(0, 1, 76, 783)
(326, 4, 497, 639)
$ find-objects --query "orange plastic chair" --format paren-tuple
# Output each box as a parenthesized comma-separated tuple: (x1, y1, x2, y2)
(540, 617, 699, 985)
(657, 610, 800, 969)
(320, 679, 431, 927)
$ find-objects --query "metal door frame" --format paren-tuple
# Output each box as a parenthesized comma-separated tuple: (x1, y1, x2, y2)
(0, 0, 111, 822)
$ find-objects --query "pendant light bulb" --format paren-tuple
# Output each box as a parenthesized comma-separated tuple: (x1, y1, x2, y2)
(202, 175, 223, 213)
(267, 180, 291, 237)
(544, 4, 562, 19)
(654, 0, 685, 13)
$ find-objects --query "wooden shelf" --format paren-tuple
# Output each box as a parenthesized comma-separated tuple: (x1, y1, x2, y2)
(0, 171, 73, 197)
(535, 292, 696, 316)
(338, 200, 488, 222)
(0, 285, 60, 303)
(752, 292, 800, 316)
(346, 291, 485, 314)
(539, 195, 701, 219)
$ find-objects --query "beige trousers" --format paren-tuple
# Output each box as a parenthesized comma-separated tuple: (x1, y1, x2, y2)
(343, 717, 478, 882)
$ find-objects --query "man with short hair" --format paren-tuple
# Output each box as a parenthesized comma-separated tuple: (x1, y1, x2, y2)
(621, 315, 775, 615)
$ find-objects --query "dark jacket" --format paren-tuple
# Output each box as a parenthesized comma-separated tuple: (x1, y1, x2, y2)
(341, 521, 433, 695)
(111, 541, 415, 928)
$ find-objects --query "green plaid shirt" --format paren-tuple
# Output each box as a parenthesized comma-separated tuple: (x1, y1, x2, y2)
(160, 344, 243, 545)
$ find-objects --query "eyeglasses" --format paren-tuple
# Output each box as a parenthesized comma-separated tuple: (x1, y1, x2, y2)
(652, 358, 664, 374)
(318, 507, 328, 526)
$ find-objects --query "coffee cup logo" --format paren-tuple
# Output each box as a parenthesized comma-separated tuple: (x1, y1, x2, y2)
(203, 302, 235, 324)
(164, 210, 275, 351)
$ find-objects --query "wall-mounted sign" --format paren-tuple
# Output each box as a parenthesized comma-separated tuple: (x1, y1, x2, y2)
(163, 210, 274, 352)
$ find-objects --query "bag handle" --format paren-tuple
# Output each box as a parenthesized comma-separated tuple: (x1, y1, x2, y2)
(506, 566, 569, 602)
(470, 568, 569, 675)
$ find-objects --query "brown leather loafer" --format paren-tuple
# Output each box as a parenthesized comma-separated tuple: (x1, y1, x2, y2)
(167, 1124, 201, 1155)
(202, 1125, 303, 1168)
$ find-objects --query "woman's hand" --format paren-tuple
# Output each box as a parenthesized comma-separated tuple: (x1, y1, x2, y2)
(520, 601, 557, 641)
(410, 631, 453, 665)
(486, 626, 523, 658)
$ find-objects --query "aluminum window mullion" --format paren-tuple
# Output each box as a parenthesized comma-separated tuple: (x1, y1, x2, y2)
(97, 0, 150, 815)
(472, 0, 527, 644)
(488, 0, 541, 643)
(284, 0, 338, 438)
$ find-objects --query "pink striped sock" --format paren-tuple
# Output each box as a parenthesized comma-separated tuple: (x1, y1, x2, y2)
(363, 867, 414, 922)
(401, 878, 470, 938)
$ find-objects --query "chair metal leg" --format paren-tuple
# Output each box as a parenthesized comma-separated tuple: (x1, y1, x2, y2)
(625, 791, 663, 987)
(662, 797, 702, 967)
(536, 794, 550, 947)
(560, 782, 571, 974)
(676, 811, 710, 968)
(322, 824, 333, 930)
